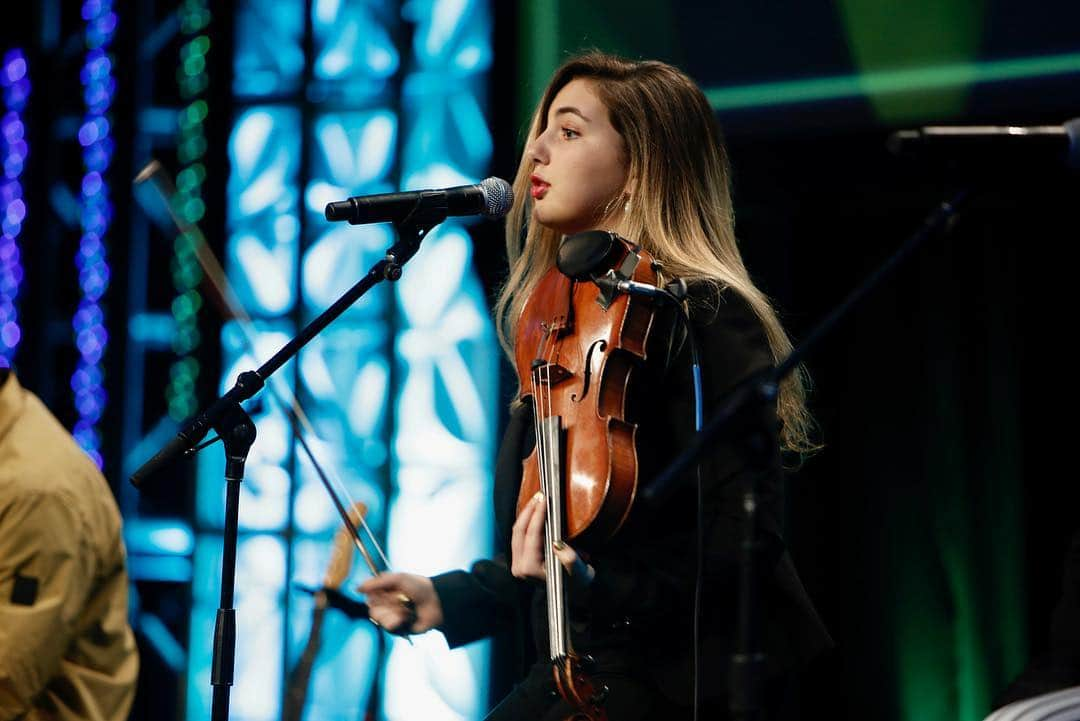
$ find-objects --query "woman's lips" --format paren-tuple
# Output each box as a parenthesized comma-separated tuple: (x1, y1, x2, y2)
(530, 176, 549, 199)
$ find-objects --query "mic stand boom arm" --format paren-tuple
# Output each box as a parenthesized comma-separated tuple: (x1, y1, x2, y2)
(130, 198, 450, 721)
(640, 189, 969, 721)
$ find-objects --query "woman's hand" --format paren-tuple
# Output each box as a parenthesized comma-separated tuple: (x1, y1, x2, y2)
(358, 573, 443, 634)
(511, 492, 595, 592)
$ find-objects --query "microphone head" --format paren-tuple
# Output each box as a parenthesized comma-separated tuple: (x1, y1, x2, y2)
(888, 121, 1080, 174)
(477, 177, 513, 217)
(885, 129, 917, 156)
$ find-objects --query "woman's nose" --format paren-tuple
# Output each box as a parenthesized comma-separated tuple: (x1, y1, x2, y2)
(528, 132, 549, 165)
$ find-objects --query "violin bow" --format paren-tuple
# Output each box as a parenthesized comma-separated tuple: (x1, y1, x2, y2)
(282, 500, 367, 721)
(134, 159, 390, 577)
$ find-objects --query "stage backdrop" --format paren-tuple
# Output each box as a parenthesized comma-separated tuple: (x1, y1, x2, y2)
(188, 2, 500, 721)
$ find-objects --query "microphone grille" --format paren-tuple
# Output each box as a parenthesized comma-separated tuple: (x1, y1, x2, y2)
(477, 177, 514, 217)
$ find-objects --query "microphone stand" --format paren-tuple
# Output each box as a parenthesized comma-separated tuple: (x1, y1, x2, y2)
(640, 189, 970, 721)
(130, 198, 451, 721)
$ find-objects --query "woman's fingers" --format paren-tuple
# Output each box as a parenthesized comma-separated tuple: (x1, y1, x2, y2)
(523, 495, 546, 559)
(510, 492, 593, 592)
(511, 492, 546, 580)
(368, 604, 411, 632)
(552, 541, 595, 593)
(510, 493, 536, 569)
(358, 572, 401, 596)
(358, 573, 440, 634)
(550, 540, 579, 571)
(362, 583, 412, 633)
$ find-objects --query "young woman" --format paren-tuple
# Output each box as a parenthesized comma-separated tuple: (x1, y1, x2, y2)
(361, 52, 830, 720)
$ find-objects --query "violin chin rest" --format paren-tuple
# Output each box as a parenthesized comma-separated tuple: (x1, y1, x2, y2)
(557, 230, 621, 281)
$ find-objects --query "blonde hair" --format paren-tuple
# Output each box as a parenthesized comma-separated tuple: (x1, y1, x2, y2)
(495, 51, 819, 456)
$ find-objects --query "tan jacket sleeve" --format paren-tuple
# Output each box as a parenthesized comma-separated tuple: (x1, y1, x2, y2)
(0, 488, 92, 720)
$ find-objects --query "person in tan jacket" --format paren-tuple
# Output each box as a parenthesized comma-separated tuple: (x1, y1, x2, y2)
(0, 369, 138, 721)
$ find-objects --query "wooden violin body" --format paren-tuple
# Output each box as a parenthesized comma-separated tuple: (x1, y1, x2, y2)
(554, 654, 609, 721)
(513, 232, 663, 721)
(514, 234, 660, 545)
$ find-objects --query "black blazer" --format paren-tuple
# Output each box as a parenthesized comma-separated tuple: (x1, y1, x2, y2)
(431, 285, 832, 702)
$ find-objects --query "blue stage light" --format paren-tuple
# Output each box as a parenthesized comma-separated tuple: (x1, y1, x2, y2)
(192, 2, 494, 718)
(386, 1, 497, 717)
(0, 49, 29, 367)
(233, 0, 305, 98)
(72, 0, 116, 466)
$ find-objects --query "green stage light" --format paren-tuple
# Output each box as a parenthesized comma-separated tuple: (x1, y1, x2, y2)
(704, 51, 1080, 113)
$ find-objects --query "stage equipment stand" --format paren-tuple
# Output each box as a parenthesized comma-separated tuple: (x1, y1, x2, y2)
(129, 199, 450, 721)
(642, 189, 970, 721)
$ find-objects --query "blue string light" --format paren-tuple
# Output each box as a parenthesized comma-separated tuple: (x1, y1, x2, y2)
(0, 48, 30, 368)
(73, 0, 116, 466)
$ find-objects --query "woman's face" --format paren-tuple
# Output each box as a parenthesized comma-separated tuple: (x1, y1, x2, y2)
(527, 78, 630, 236)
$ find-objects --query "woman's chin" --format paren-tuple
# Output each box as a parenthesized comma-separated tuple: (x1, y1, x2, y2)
(531, 210, 597, 237)
(531, 208, 565, 234)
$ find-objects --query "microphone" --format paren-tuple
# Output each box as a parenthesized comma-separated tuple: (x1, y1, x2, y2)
(595, 276, 686, 301)
(888, 118, 1080, 171)
(324, 177, 513, 225)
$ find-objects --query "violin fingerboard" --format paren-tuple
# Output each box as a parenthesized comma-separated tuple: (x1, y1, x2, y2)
(538, 415, 569, 660)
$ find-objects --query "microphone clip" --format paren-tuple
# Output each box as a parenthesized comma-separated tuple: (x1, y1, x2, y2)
(594, 243, 642, 310)
(382, 195, 449, 281)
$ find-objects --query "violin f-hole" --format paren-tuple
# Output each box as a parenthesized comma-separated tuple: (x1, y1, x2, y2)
(571, 339, 607, 403)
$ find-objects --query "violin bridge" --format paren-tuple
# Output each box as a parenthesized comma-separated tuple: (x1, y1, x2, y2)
(530, 361, 573, 387)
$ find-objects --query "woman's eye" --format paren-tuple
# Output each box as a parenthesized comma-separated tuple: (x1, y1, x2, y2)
(561, 127, 579, 139)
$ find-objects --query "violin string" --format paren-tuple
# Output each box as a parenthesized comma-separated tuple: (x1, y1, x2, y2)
(543, 316, 567, 659)
(136, 161, 391, 575)
(531, 362, 548, 651)
(544, 332, 564, 658)
(534, 381, 552, 656)
(530, 331, 554, 656)
(544, 359, 561, 658)
(533, 324, 557, 659)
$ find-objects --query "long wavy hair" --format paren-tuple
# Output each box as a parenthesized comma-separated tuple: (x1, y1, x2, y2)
(495, 51, 818, 455)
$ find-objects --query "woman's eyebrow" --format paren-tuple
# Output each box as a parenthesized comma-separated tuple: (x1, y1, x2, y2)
(553, 106, 590, 122)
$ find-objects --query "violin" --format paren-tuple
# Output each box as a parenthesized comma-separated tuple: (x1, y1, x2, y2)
(514, 231, 663, 720)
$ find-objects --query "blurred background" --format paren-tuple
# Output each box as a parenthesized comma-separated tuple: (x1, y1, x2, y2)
(1, 1, 1078, 720)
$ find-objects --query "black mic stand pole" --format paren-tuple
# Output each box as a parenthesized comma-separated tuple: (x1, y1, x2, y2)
(131, 198, 450, 721)
(640, 189, 970, 721)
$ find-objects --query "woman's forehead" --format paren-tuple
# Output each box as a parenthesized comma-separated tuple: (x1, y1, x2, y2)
(547, 78, 606, 119)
